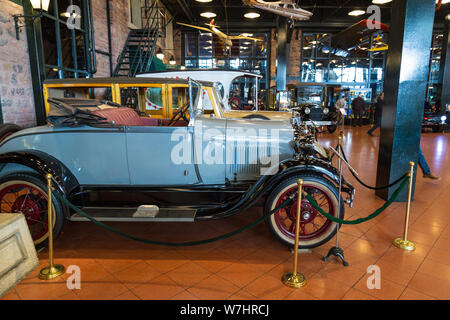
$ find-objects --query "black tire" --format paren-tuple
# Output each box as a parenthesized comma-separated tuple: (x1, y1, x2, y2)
(327, 124, 338, 134)
(243, 115, 271, 120)
(0, 123, 21, 142)
(0, 172, 66, 249)
(264, 174, 344, 249)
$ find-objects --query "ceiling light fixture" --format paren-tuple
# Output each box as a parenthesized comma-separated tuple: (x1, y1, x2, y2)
(244, 12, 260, 19)
(30, 0, 50, 11)
(200, 12, 216, 18)
(60, 11, 81, 19)
(195, 0, 212, 2)
(372, 0, 392, 4)
(348, 10, 365, 16)
(241, 33, 253, 37)
(156, 48, 164, 60)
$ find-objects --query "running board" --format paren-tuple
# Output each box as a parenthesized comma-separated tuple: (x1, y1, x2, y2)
(70, 207, 197, 222)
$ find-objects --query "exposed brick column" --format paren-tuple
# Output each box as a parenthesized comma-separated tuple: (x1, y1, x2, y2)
(288, 29, 301, 84)
(91, 0, 129, 77)
(0, 0, 35, 127)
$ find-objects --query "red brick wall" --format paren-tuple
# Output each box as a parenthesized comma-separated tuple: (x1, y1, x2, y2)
(270, 28, 302, 88)
(0, 0, 35, 127)
(288, 29, 302, 84)
(92, 0, 129, 77)
(270, 29, 277, 88)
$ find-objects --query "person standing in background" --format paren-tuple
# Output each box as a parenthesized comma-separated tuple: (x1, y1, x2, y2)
(368, 92, 384, 136)
(351, 95, 365, 127)
(418, 147, 440, 180)
(336, 94, 347, 126)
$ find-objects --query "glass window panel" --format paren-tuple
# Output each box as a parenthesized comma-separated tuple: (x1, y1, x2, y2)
(239, 39, 252, 57)
(185, 59, 198, 68)
(171, 86, 189, 112)
(144, 87, 164, 117)
(302, 34, 315, 58)
(41, 16, 58, 66)
(254, 34, 267, 58)
(239, 59, 252, 70)
(199, 33, 213, 57)
(185, 33, 197, 57)
(74, 29, 86, 70)
(356, 59, 369, 83)
(198, 58, 213, 68)
(301, 59, 316, 82)
(213, 58, 227, 68)
(314, 60, 329, 82)
(60, 26, 74, 69)
(45, 66, 59, 79)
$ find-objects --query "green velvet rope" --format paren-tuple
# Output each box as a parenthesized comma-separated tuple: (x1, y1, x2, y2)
(304, 176, 409, 225)
(52, 174, 408, 245)
(53, 190, 293, 247)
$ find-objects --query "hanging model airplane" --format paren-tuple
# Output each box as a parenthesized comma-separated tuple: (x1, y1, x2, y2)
(368, 34, 388, 52)
(177, 20, 263, 54)
(242, 0, 313, 23)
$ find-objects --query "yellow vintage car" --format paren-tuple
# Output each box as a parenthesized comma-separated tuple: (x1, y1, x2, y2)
(43, 77, 292, 121)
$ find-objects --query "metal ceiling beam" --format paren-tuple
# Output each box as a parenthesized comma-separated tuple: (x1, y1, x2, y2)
(174, 0, 195, 23)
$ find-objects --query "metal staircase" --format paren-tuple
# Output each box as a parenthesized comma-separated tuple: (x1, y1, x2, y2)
(113, 2, 161, 77)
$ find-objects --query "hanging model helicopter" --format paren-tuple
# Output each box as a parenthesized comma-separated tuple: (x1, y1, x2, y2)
(242, 0, 313, 24)
(177, 20, 263, 55)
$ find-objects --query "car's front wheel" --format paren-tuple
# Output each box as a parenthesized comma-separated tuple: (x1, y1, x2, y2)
(0, 173, 65, 248)
(264, 174, 344, 249)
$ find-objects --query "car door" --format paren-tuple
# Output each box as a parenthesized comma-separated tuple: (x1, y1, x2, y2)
(126, 84, 200, 186)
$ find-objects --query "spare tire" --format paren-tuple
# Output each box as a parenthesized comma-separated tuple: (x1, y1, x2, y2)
(243, 114, 271, 120)
(0, 123, 22, 143)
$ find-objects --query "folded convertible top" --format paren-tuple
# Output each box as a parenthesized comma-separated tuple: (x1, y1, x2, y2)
(47, 98, 118, 127)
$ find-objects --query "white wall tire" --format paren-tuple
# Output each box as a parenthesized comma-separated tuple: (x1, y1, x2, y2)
(265, 174, 344, 249)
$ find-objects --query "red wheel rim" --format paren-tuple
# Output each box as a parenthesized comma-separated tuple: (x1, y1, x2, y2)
(0, 183, 50, 243)
(274, 184, 334, 241)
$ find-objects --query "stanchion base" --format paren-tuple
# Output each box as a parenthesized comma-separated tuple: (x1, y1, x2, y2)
(322, 246, 349, 267)
(39, 264, 65, 280)
(393, 238, 416, 251)
(282, 272, 307, 288)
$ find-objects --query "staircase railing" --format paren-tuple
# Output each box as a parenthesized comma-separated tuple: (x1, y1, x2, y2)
(107, 1, 161, 105)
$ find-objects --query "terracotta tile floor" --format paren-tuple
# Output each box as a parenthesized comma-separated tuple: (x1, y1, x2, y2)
(2, 126, 449, 300)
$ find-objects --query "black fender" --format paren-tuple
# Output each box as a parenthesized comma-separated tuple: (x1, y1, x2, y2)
(197, 157, 354, 220)
(0, 151, 80, 198)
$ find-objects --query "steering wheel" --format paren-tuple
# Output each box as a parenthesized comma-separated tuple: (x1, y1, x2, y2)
(229, 96, 241, 110)
(167, 101, 190, 126)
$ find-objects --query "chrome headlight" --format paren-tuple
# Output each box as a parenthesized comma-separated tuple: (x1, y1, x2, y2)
(304, 107, 311, 115)
(323, 108, 329, 115)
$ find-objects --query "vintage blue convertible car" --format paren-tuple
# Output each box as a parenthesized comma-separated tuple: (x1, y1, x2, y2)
(0, 78, 354, 249)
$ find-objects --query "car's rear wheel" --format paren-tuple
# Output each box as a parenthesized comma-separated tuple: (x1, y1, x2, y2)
(265, 174, 344, 249)
(0, 173, 65, 248)
(243, 114, 270, 120)
(0, 123, 21, 143)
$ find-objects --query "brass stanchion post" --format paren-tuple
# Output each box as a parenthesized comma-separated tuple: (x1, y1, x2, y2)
(39, 174, 65, 280)
(282, 179, 307, 288)
(393, 162, 416, 251)
(322, 132, 349, 266)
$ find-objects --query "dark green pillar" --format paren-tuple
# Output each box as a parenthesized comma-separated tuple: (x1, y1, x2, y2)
(275, 18, 290, 91)
(440, 21, 450, 111)
(375, 0, 436, 201)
